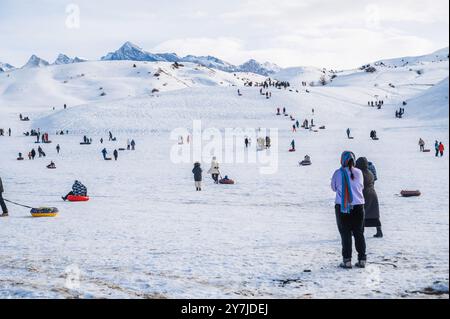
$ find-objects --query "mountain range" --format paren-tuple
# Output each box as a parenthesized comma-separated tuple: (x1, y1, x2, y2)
(0, 41, 281, 76)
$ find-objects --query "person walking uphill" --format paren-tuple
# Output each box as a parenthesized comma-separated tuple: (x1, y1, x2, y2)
(331, 151, 367, 269)
(356, 157, 382, 238)
(0, 177, 9, 217)
(192, 162, 203, 191)
(208, 157, 220, 184)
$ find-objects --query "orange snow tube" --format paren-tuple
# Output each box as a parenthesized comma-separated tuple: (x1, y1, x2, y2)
(400, 190, 421, 198)
(67, 195, 90, 202)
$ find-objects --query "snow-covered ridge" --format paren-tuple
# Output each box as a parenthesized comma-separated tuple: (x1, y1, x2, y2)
(22, 55, 50, 68)
(54, 54, 86, 65)
(0, 62, 15, 73)
(374, 47, 449, 68)
(101, 42, 281, 76)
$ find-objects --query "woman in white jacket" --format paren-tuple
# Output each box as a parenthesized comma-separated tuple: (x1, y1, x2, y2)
(208, 157, 220, 184)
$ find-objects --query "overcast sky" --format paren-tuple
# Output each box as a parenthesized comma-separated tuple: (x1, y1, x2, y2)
(0, 0, 448, 68)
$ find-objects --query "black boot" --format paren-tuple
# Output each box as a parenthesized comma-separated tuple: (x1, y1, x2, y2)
(374, 227, 383, 238)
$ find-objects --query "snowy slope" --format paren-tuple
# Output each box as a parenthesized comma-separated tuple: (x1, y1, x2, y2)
(274, 66, 335, 86)
(0, 48, 448, 299)
(0, 60, 265, 109)
(406, 77, 449, 120)
(375, 47, 449, 68)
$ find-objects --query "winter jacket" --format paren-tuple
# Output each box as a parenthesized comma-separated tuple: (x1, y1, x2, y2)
(208, 160, 220, 175)
(367, 162, 378, 181)
(72, 181, 87, 196)
(331, 167, 365, 206)
(356, 157, 380, 221)
(0, 177, 4, 193)
(192, 163, 203, 182)
(439, 144, 445, 152)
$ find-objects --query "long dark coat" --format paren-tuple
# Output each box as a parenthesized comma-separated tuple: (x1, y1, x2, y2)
(356, 157, 381, 226)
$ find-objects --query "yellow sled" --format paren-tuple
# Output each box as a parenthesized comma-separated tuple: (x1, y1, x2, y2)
(30, 207, 59, 218)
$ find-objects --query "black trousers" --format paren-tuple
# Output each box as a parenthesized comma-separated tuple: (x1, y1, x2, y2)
(0, 193, 8, 214)
(212, 174, 219, 183)
(335, 205, 367, 262)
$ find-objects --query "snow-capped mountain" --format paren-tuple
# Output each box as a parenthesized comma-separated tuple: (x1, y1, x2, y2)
(0, 62, 15, 73)
(100, 42, 279, 76)
(22, 55, 50, 68)
(238, 59, 281, 76)
(101, 41, 167, 62)
(54, 54, 87, 65)
(181, 55, 237, 72)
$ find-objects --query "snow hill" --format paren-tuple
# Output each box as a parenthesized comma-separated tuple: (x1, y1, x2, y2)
(0, 47, 448, 299)
(0, 60, 265, 109)
(406, 77, 449, 120)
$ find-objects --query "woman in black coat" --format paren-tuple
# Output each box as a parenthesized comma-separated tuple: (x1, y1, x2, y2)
(356, 157, 382, 238)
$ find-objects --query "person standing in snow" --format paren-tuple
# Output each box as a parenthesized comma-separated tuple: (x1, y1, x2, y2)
(109, 131, 113, 141)
(356, 157, 382, 238)
(0, 177, 9, 217)
(290, 140, 296, 152)
(435, 141, 440, 157)
(346, 128, 351, 139)
(131, 140, 136, 150)
(101, 148, 108, 160)
(192, 162, 203, 191)
(113, 149, 119, 161)
(56, 144, 61, 154)
(331, 151, 367, 269)
(292, 124, 297, 132)
(418, 138, 425, 152)
(245, 137, 249, 148)
(208, 157, 220, 184)
(439, 142, 445, 157)
(296, 120, 300, 129)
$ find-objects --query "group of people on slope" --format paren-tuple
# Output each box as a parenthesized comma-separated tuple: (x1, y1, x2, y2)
(192, 157, 233, 191)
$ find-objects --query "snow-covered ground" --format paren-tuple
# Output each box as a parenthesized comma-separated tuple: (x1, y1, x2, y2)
(0, 50, 448, 299)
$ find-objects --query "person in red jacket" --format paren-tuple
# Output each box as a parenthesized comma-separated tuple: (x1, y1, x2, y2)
(439, 142, 445, 157)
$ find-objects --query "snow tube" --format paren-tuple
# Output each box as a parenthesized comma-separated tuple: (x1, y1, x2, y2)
(67, 195, 90, 202)
(400, 190, 421, 198)
(30, 207, 59, 218)
(299, 161, 312, 166)
(219, 179, 235, 185)
(80, 142, 91, 145)
(289, 149, 296, 152)
(423, 149, 431, 153)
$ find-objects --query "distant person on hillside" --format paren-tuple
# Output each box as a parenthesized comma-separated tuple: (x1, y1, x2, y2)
(192, 162, 203, 191)
(331, 151, 367, 269)
(435, 141, 440, 157)
(0, 176, 9, 217)
(346, 128, 351, 139)
(131, 140, 136, 150)
(418, 138, 425, 152)
(439, 142, 445, 157)
(113, 149, 119, 161)
(56, 144, 61, 154)
(208, 157, 220, 184)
